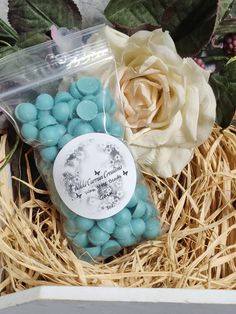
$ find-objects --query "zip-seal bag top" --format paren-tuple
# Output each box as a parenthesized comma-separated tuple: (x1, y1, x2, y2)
(0, 25, 161, 261)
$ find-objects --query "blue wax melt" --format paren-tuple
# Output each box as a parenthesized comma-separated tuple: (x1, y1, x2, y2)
(109, 100, 117, 115)
(73, 232, 89, 248)
(55, 91, 73, 103)
(143, 218, 160, 240)
(113, 208, 132, 226)
(58, 134, 74, 149)
(112, 224, 132, 239)
(90, 113, 112, 132)
(75, 216, 94, 232)
(69, 82, 82, 99)
(37, 115, 57, 130)
(68, 99, 80, 118)
(130, 218, 146, 237)
(40, 146, 58, 161)
(83, 95, 96, 102)
(64, 219, 80, 233)
(84, 246, 101, 257)
(96, 89, 112, 112)
(35, 93, 54, 110)
(108, 122, 124, 138)
(37, 110, 50, 119)
(76, 100, 98, 121)
(143, 203, 157, 220)
(15, 102, 37, 123)
(135, 184, 149, 201)
(39, 125, 60, 146)
(64, 229, 77, 239)
(88, 225, 110, 246)
(76, 77, 101, 95)
(28, 120, 38, 127)
(126, 194, 138, 209)
(97, 218, 115, 234)
(52, 102, 70, 123)
(56, 124, 67, 137)
(73, 122, 94, 136)
(132, 200, 147, 218)
(117, 234, 137, 247)
(101, 240, 121, 258)
(67, 118, 81, 135)
(21, 123, 38, 141)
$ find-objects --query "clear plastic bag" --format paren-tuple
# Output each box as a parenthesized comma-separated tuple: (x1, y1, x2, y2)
(0, 25, 161, 261)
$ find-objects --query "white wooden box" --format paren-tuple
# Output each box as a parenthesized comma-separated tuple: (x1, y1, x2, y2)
(0, 286, 236, 314)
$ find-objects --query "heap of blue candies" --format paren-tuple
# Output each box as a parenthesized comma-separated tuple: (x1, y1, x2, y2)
(14, 76, 160, 260)
(14, 76, 124, 162)
(62, 183, 160, 259)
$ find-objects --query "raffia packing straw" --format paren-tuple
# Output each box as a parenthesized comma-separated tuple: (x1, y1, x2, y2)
(0, 125, 235, 294)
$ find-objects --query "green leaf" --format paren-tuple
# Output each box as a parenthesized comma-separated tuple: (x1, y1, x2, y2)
(0, 18, 18, 47)
(214, 0, 234, 31)
(104, 0, 174, 35)
(209, 60, 236, 128)
(8, 0, 82, 34)
(161, 0, 219, 57)
(0, 45, 19, 58)
(17, 32, 50, 48)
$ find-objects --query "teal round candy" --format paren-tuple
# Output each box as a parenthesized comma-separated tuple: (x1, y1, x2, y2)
(76, 100, 98, 121)
(132, 200, 146, 218)
(75, 216, 94, 232)
(117, 234, 137, 247)
(28, 120, 38, 127)
(40, 146, 58, 161)
(109, 100, 117, 115)
(67, 118, 82, 135)
(143, 203, 157, 220)
(68, 99, 80, 118)
(112, 224, 132, 239)
(101, 240, 121, 258)
(37, 115, 57, 129)
(21, 123, 38, 141)
(55, 91, 73, 104)
(143, 218, 160, 240)
(64, 219, 79, 234)
(84, 246, 101, 257)
(126, 194, 138, 209)
(35, 93, 54, 110)
(113, 208, 132, 226)
(64, 229, 77, 239)
(96, 89, 112, 112)
(52, 102, 70, 123)
(83, 95, 96, 102)
(76, 77, 101, 95)
(15, 102, 37, 123)
(73, 232, 89, 248)
(37, 110, 50, 119)
(60, 206, 77, 220)
(56, 124, 67, 137)
(97, 218, 115, 234)
(130, 218, 146, 237)
(90, 113, 112, 132)
(73, 122, 94, 136)
(88, 225, 110, 246)
(39, 125, 60, 146)
(69, 82, 82, 99)
(135, 184, 149, 201)
(108, 122, 124, 138)
(58, 133, 73, 149)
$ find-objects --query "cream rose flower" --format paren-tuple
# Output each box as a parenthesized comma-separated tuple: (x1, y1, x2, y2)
(105, 26, 216, 178)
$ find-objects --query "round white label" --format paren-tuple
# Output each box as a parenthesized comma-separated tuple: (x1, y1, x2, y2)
(53, 133, 137, 219)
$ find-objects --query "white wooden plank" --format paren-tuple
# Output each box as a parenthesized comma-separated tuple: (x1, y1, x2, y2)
(0, 286, 236, 314)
